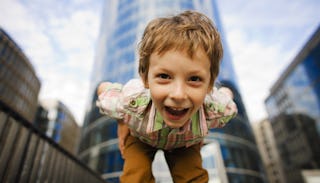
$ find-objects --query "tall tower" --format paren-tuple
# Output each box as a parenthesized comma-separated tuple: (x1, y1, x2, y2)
(79, 1, 265, 182)
(265, 26, 320, 183)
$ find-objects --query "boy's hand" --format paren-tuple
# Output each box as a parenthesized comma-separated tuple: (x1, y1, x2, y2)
(97, 82, 110, 95)
(117, 120, 130, 158)
(219, 87, 234, 99)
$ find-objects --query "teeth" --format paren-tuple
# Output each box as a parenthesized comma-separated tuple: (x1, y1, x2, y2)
(170, 107, 184, 111)
(166, 107, 188, 116)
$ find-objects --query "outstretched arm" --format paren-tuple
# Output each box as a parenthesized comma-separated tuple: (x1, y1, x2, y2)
(96, 81, 124, 119)
(205, 86, 238, 128)
(96, 79, 151, 156)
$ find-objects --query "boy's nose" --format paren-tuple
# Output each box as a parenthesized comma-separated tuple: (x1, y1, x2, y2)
(169, 82, 187, 101)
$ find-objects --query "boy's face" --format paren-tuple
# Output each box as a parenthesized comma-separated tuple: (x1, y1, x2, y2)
(145, 48, 211, 128)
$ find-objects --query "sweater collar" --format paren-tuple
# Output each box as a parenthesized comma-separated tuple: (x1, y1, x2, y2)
(147, 103, 206, 135)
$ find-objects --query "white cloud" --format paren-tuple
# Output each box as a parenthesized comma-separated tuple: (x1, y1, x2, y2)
(217, 0, 320, 123)
(0, 0, 102, 125)
(36, 8, 101, 124)
(226, 29, 288, 122)
(0, 0, 31, 29)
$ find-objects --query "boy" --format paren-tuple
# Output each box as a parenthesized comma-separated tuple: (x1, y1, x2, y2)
(97, 10, 237, 183)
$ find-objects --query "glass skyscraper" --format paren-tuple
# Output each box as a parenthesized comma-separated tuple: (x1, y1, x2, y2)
(79, 1, 265, 182)
(265, 26, 320, 183)
(265, 26, 320, 132)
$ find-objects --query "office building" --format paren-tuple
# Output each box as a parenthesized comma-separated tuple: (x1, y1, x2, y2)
(252, 119, 286, 183)
(79, 1, 265, 182)
(34, 99, 81, 155)
(265, 26, 320, 183)
(0, 28, 41, 123)
(0, 28, 102, 182)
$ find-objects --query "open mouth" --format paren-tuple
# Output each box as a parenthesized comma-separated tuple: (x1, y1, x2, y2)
(165, 107, 189, 117)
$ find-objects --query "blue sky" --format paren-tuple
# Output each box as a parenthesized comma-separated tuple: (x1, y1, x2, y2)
(1, 0, 319, 125)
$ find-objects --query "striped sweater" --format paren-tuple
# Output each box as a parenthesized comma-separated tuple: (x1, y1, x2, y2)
(96, 79, 237, 150)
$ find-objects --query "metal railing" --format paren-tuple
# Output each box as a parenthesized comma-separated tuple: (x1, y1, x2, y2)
(0, 102, 107, 183)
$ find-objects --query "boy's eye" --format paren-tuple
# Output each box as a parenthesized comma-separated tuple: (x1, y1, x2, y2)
(157, 73, 170, 79)
(189, 76, 201, 82)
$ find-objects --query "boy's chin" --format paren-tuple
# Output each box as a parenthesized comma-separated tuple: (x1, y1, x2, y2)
(164, 120, 187, 129)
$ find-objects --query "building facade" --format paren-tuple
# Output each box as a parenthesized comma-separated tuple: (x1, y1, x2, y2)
(265, 26, 320, 183)
(0, 28, 102, 182)
(0, 28, 41, 123)
(252, 119, 286, 183)
(79, 1, 265, 182)
(34, 99, 81, 155)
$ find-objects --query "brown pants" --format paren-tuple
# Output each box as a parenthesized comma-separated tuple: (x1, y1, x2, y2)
(120, 135, 208, 183)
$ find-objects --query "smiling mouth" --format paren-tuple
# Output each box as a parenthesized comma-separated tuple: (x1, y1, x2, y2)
(165, 107, 189, 117)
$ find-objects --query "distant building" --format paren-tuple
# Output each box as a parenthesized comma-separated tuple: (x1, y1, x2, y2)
(265, 26, 320, 183)
(302, 170, 320, 183)
(79, 1, 265, 182)
(0, 28, 41, 122)
(34, 99, 81, 155)
(252, 119, 286, 183)
(272, 113, 320, 183)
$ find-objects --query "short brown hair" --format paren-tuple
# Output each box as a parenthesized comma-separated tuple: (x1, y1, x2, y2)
(138, 10, 223, 87)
